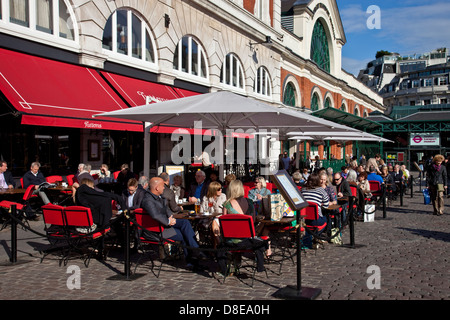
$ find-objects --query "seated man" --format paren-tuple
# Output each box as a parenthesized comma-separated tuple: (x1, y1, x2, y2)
(159, 172, 182, 214)
(122, 178, 145, 211)
(73, 179, 125, 229)
(186, 170, 209, 203)
(22, 162, 51, 207)
(140, 177, 205, 265)
(367, 165, 385, 186)
(0, 161, 15, 189)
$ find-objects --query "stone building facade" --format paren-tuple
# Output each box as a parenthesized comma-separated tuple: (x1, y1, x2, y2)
(0, 0, 384, 177)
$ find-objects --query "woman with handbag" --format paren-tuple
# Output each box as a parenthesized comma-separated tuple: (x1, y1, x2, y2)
(426, 154, 447, 216)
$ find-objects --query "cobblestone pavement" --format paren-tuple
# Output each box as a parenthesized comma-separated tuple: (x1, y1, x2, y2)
(0, 190, 449, 304)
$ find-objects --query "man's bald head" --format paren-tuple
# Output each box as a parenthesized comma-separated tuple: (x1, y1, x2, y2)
(149, 177, 165, 195)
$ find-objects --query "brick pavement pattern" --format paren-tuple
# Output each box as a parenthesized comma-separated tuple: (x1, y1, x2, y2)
(0, 191, 449, 300)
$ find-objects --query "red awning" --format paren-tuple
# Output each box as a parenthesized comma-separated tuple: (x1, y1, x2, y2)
(0, 48, 142, 132)
(101, 71, 181, 106)
(101, 71, 211, 135)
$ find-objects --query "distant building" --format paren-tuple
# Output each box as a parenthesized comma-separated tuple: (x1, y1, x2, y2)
(360, 48, 450, 168)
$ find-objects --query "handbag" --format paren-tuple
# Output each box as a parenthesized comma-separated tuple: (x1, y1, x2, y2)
(422, 188, 431, 205)
(269, 194, 284, 221)
(437, 183, 445, 192)
(364, 204, 375, 222)
(269, 193, 294, 221)
(257, 197, 272, 219)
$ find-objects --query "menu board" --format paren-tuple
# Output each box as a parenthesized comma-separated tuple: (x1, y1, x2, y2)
(271, 169, 308, 211)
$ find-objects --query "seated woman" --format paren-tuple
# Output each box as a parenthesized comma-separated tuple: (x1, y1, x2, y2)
(170, 174, 185, 201)
(202, 181, 227, 247)
(200, 181, 226, 214)
(247, 176, 272, 202)
(356, 171, 372, 215)
(380, 165, 395, 198)
(319, 171, 337, 205)
(223, 180, 272, 257)
(300, 173, 329, 228)
(217, 179, 267, 273)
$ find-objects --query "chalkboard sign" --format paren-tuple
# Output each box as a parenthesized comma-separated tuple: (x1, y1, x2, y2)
(270, 169, 308, 211)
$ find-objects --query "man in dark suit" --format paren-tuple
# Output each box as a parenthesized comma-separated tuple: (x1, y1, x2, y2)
(159, 172, 182, 214)
(0, 161, 15, 189)
(140, 177, 205, 263)
(122, 178, 145, 210)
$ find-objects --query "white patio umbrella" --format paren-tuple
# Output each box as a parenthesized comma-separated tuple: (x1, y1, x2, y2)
(289, 134, 393, 143)
(93, 91, 363, 177)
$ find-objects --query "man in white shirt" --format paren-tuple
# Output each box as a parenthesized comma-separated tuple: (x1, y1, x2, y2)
(0, 161, 15, 189)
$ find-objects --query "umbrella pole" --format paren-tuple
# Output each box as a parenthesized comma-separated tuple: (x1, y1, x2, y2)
(143, 122, 152, 178)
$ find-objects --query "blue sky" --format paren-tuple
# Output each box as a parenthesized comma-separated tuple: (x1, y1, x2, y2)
(336, 0, 450, 75)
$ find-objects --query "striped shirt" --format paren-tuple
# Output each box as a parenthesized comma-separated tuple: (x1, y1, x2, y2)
(301, 187, 329, 217)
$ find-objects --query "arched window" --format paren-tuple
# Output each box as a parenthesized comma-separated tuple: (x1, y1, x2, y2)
(311, 92, 320, 111)
(354, 106, 359, 116)
(283, 82, 296, 107)
(254, 66, 272, 97)
(324, 97, 332, 109)
(102, 9, 156, 63)
(220, 53, 244, 89)
(173, 36, 208, 78)
(310, 20, 330, 73)
(340, 102, 347, 112)
(4, 0, 75, 41)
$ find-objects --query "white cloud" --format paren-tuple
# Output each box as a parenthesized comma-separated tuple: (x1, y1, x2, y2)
(341, 56, 372, 76)
(339, 4, 368, 34)
(380, 2, 450, 53)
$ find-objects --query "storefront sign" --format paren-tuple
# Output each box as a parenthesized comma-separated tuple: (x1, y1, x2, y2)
(410, 133, 440, 146)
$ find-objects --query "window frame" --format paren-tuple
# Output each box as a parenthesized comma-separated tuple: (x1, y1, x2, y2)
(102, 9, 158, 68)
(173, 35, 209, 81)
(220, 53, 245, 90)
(0, 0, 78, 46)
(253, 66, 272, 97)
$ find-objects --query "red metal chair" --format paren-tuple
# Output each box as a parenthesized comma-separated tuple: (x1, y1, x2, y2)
(65, 174, 75, 186)
(132, 208, 180, 277)
(46, 175, 63, 184)
(40, 203, 67, 264)
(113, 171, 120, 179)
(243, 185, 251, 198)
(300, 202, 327, 234)
(0, 185, 38, 229)
(218, 214, 268, 286)
(368, 181, 382, 198)
(63, 206, 110, 267)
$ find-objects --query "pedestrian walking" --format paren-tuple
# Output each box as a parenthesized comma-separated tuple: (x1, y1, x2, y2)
(426, 154, 447, 215)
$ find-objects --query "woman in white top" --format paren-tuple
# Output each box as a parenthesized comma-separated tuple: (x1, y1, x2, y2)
(200, 181, 226, 214)
(203, 181, 227, 248)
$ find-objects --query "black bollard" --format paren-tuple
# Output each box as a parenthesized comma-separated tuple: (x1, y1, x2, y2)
(10, 204, 17, 263)
(124, 214, 131, 279)
(348, 196, 355, 247)
(273, 210, 321, 300)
